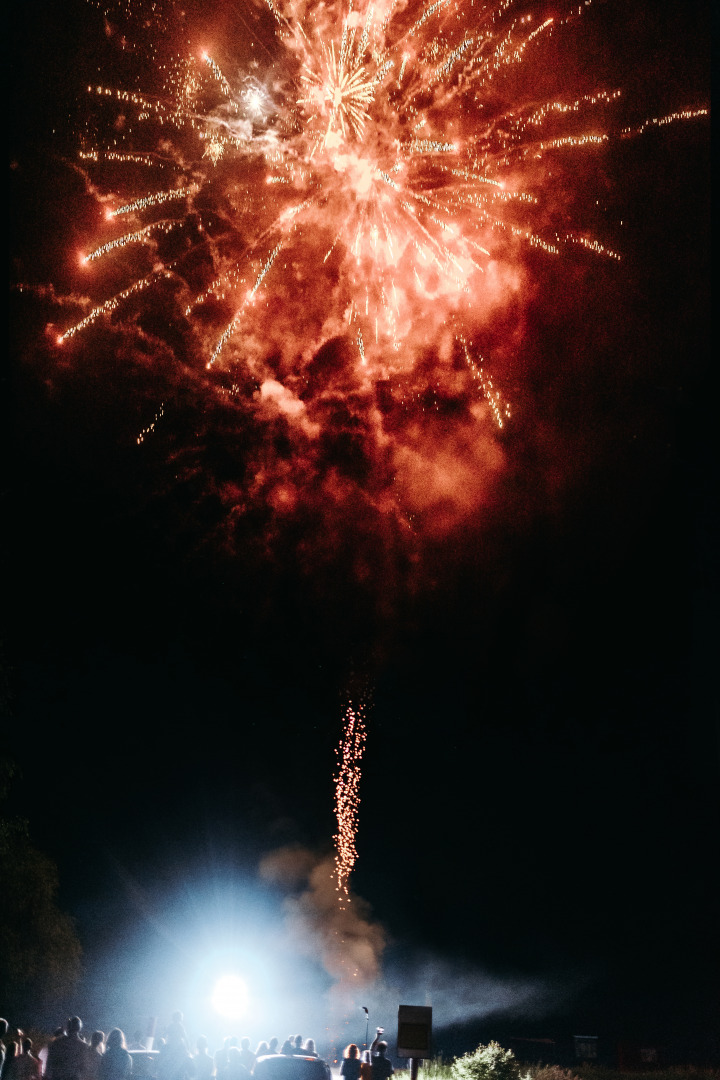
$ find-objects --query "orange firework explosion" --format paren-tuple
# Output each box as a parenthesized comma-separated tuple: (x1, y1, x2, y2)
(333, 700, 368, 902)
(49, 0, 707, 540)
(58, 0, 640, 368)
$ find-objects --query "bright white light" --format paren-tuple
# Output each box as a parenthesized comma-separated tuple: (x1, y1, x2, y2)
(212, 974, 250, 1018)
(242, 85, 268, 119)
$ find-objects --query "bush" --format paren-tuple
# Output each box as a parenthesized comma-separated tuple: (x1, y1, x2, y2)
(452, 1043, 520, 1080)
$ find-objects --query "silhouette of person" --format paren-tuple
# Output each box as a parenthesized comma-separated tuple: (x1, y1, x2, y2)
(238, 1041, 254, 1072)
(157, 1026, 194, 1080)
(46, 1018, 92, 1080)
(369, 1037, 392, 1080)
(167, 1017, 187, 1047)
(214, 1048, 226, 1080)
(341, 1046, 361, 1080)
(86, 1034, 105, 1080)
(98, 1031, 131, 1080)
(225, 1049, 250, 1080)
(1, 1042, 18, 1080)
(38, 1029, 64, 1076)
(193, 1038, 213, 1080)
(0, 1021, 8, 1076)
(360, 1051, 373, 1080)
(18, 1039, 43, 1080)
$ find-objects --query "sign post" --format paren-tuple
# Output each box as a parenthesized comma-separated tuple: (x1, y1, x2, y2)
(397, 1006, 432, 1080)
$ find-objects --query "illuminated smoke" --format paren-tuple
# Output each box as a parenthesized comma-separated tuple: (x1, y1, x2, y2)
(364, 950, 588, 1031)
(258, 846, 586, 1034)
(259, 845, 385, 990)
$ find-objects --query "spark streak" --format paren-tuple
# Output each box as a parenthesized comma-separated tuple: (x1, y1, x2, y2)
(59, 269, 174, 342)
(111, 184, 196, 217)
(84, 220, 180, 261)
(461, 337, 511, 428)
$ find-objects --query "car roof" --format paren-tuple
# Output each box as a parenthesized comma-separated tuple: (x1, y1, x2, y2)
(254, 1055, 331, 1080)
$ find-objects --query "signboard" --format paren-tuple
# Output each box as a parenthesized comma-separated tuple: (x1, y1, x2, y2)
(397, 1006, 432, 1059)
(573, 1037, 598, 1061)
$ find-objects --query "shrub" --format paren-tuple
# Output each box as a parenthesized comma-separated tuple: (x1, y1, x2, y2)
(452, 1043, 520, 1080)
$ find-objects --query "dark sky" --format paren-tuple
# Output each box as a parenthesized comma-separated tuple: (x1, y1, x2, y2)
(6, 0, 716, 1060)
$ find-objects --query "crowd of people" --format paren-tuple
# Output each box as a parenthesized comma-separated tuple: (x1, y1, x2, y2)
(0, 1016, 394, 1080)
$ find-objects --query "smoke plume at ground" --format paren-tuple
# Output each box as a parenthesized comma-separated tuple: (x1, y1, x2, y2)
(259, 845, 386, 998)
(258, 845, 577, 1035)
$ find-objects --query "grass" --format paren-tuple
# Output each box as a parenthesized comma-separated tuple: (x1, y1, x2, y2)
(574, 1068, 720, 1080)
(404, 1056, 720, 1080)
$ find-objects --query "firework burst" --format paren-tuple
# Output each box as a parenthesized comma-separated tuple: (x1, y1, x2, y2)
(60, 0, 631, 362)
(49, 0, 707, 543)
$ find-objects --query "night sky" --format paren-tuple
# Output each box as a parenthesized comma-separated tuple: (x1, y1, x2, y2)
(6, 0, 716, 1061)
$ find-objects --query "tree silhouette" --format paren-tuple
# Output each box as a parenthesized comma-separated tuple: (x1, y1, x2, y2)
(0, 754, 82, 1016)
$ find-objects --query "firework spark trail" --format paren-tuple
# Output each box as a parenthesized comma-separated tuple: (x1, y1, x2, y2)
(111, 185, 196, 217)
(58, 268, 175, 342)
(461, 336, 511, 429)
(621, 107, 708, 137)
(84, 219, 180, 261)
(207, 242, 284, 368)
(333, 700, 368, 905)
(137, 401, 165, 444)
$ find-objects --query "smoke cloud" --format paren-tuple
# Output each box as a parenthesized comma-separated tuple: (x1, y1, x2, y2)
(258, 845, 577, 1038)
(259, 845, 386, 996)
(369, 952, 584, 1034)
